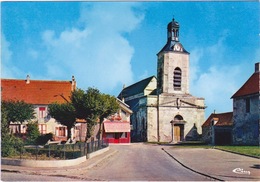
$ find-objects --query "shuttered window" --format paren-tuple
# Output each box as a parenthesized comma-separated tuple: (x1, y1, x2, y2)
(173, 67, 182, 90)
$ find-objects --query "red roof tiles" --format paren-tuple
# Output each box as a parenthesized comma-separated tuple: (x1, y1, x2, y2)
(1, 79, 73, 105)
(231, 72, 260, 98)
(202, 112, 233, 127)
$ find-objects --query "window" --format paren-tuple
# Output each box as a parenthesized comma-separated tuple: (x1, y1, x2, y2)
(39, 107, 46, 119)
(38, 124, 47, 134)
(56, 126, 66, 137)
(246, 98, 250, 113)
(121, 132, 127, 138)
(106, 133, 114, 138)
(173, 67, 182, 90)
(174, 115, 183, 121)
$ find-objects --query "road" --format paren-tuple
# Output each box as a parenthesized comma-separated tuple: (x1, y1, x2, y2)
(1, 143, 213, 181)
(84, 144, 211, 181)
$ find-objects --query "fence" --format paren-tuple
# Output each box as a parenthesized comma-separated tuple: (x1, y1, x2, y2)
(16, 139, 108, 160)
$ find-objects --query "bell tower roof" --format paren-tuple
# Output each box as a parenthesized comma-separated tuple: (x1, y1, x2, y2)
(167, 18, 180, 42)
(158, 18, 189, 55)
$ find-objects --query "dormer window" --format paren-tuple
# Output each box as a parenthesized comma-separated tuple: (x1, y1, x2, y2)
(173, 67, 182, 91)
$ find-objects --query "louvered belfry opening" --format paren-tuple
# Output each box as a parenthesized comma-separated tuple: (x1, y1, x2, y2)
(173, 67, 182, 90)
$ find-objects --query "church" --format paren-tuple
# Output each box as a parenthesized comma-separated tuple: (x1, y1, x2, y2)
(118, 19, 206, 143)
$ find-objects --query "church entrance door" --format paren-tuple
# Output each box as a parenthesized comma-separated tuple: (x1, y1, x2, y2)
(174, 124, 184, 142)
(174, 125, 180, 142)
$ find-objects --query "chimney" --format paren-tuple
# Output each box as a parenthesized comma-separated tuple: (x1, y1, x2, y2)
(71, 75, 76, 91)
(26, 75, 30, 84)
(255, 62, 260, 73)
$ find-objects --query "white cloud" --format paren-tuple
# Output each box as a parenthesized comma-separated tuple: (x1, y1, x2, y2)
(190, 34, 244, 117)
(190, 48, 203, 82)
(1, 33, 23, 78)
(41, 3, 144, 93)
(192, 65, 240, 114)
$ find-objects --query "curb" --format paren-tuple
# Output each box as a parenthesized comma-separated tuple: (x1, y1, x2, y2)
(85, 149, 118, 169)
(1, 148, 117, 172)
(214, 148, 260, 159)
(1, 149, 118, 181)
(161, 148, 224, 181)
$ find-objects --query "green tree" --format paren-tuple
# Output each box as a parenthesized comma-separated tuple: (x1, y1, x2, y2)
(71, 88, 119, 140)
(1, 100, 34, 157)
(26, 122, 41, 144)
(99, 93, 119, 122)
(1, 106, 24, 157)
(49, 87, 119, 141)
(2, 100, 35, 126)
(48, 102, 76, 140)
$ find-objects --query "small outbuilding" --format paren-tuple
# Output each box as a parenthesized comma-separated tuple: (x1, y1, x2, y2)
(202, 112, 233, 145)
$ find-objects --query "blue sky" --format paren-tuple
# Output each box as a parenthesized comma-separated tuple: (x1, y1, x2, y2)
(1, 2, 259, 118)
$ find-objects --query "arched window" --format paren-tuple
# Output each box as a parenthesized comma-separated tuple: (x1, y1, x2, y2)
(174, 115, 183, 121)
(173, 67, 182, 90)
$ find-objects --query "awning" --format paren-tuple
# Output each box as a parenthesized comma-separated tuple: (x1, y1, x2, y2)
(104, 122, 130, 133)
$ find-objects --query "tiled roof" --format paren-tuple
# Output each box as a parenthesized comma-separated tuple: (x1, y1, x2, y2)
(1, 79, 73, 105)
(231, 72, 260, 98)
(202, 112, 233, 127)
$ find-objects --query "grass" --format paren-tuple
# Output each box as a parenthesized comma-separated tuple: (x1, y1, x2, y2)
(171, 142, 260, 158)
(215, 145, 260, 158)
(7, 152, 58, 160)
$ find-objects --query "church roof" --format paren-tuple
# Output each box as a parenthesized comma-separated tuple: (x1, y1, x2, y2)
(1, 78, 73, 105)
(118, 76, 156, 99)
(157, 18, 189, 55)
(202, 112, 233, 127)
(158, 41, 189, 55)
(231, 71, 260, 98)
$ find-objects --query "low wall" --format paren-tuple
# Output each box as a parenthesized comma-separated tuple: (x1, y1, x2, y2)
(2, 156, 86, 168)
(87, 146, 109, 159)
(2, 146, 110, 168)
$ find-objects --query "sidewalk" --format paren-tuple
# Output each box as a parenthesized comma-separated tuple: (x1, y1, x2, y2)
(1, 147, 118, 180)
(162, 146, 260, 181)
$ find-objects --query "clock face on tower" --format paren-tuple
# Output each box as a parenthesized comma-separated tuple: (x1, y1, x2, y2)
(173, 43, 182, 52)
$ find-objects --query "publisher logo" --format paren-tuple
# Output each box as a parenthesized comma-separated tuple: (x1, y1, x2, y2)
(232, 168, 251, 175)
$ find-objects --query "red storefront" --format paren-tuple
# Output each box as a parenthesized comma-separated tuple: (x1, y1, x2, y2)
(103, 120, 131, 144)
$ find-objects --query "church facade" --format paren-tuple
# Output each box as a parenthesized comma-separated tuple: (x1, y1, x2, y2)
(119, 19, 206, 142)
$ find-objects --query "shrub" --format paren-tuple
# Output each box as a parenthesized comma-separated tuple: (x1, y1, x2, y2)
(37, 133, 54, 145)
(26, 122, 40, 145)
(1, 134, 24, 157)
(1, 106, 25, 157)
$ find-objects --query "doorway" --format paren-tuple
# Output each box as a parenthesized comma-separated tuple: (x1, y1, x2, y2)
(174, 124, 184, 142)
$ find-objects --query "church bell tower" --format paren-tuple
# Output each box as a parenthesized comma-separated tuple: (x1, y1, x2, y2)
(157, 18, 190, 95)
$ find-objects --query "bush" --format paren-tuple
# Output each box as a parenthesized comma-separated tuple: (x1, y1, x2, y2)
(1, 134, 24, 157)
(37, 133, 54, 145)
(26, 122, 40, 145)
(1, 106, 25, 157)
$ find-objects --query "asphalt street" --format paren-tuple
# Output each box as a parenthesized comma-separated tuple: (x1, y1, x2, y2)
(2, 143, 259, 181)
(82, 144, 211, 181)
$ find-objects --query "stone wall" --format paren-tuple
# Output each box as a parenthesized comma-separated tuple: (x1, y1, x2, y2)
(232, 94, 259, 145)
(141, 94, 205, 143)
